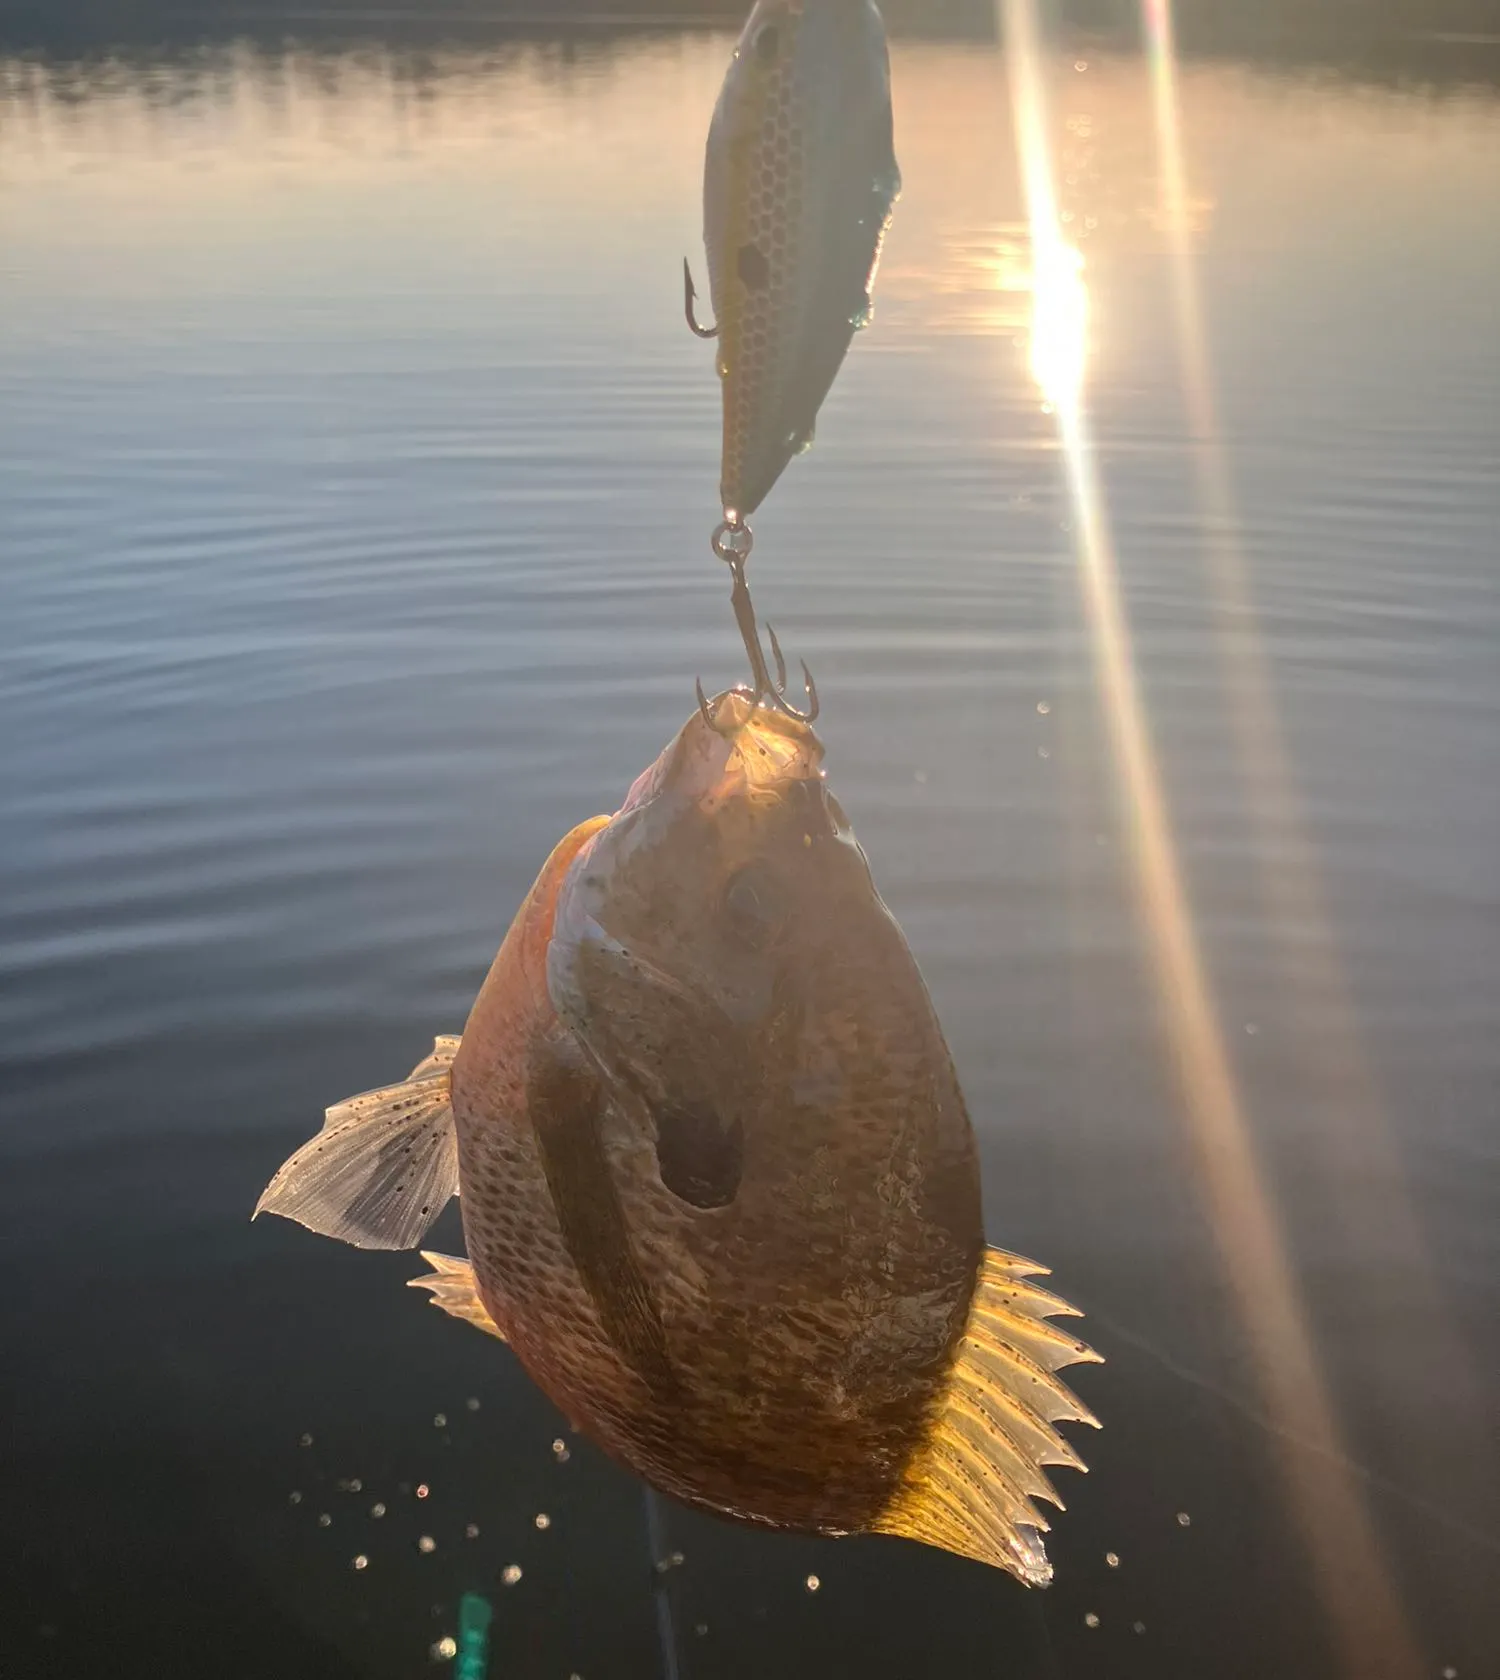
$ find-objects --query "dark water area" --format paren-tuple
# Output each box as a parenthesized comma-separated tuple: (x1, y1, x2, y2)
(2, 12, 1498, 1680)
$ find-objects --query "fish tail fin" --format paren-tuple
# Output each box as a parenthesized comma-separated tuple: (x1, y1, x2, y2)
(870, 1246, 1102, 1586)
(253, 1035, 462, 1251)
(408, 1251, 507, 1341)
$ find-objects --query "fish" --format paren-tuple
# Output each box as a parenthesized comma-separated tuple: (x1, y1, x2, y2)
(254, 693, 1099, 1584)
(694, 0, 903, 522)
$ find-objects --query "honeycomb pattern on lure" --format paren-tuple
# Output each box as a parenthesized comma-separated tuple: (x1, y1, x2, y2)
(717, 2, 808, 517)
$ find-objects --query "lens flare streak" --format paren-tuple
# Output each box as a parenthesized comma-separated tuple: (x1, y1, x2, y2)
(1003, 3, 1422, 1671)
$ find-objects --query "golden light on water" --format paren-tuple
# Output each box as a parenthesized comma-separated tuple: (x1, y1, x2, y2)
(1003, 2, 1423, 1671)
(1027, 238, 1087, 410)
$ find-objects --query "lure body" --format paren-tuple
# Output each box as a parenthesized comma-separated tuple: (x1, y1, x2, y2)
(702, 0, 901, 519)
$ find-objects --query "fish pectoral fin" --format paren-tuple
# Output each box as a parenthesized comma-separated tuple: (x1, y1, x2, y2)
(870, 1246, 1102, 1586)
(529, 1035, 676, 1396)
(408, 1251, 506, 1341)
(252, 1035, 461, 1251)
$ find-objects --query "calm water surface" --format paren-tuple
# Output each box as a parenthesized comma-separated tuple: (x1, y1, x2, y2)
(2, 20, 1498, 1680)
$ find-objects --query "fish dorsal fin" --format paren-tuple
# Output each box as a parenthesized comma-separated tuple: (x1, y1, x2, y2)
(870, 1246, 1102, 1585)
(408, 1251, 507, 1341)
(253, 1036, 461, 1251)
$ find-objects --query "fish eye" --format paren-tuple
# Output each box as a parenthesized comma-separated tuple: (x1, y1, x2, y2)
(754, 24, 779, 63)
(725, 869, 767, 919)
(722, 863, 783, 944)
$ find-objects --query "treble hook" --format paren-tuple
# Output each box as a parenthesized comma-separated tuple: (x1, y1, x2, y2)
(683, 258, 718, 339)
(695, 519, 819, 735)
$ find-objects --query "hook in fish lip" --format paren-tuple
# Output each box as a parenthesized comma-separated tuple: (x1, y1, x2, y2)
(760, 660, 819, 725)
(683, 258, 718, 339)
(696, 678, 750, 737)
(694, 677, 818, 734)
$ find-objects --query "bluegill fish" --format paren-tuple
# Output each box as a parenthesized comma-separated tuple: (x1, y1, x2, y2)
(696, 0, 902, 520)
(255, 696, 1099, 1583)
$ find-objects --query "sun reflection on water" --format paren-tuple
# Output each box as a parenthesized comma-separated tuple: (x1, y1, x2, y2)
(1026, 236, 1087, 411)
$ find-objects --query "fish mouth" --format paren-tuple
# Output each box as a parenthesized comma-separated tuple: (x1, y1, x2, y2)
(605, 691, 825, 827)
(664, 691, 826, 810)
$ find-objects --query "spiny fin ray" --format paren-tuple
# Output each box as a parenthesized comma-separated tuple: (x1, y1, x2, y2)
(409, 1251, 507, 1341)
(870, 1246, 1100, 1586)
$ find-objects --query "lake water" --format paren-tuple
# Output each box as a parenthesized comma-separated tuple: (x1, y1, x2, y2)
(2, 13, 1498, 1680)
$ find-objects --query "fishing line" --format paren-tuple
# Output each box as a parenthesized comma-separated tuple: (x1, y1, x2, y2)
(1090, 1308, 1500, 1555)
(643, 1484, 684, 1680)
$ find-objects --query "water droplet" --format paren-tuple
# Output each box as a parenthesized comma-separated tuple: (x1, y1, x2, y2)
(465, 1397, 480, 1412)
(1441, 1669, 1457, 1679)
(1084, 1612, 1100, 1628)
(848, 300, 873, 331)
(430, 1636, 457, 1662)
(1176, 1511, 1192, 1527)
(465, 1523, 480, 1540)
(501, 1563, 523, 1586)
(804, 1574, 821, 1593)
(1245, 1022, 1260, 1035)
(349, 1477, 362, 1492)
(298, 1433, 314, 1447)
(1133, 1621, 1146, 1634)
(551, 1439, 571, 1463)
(1037, 746, 1051, 759)
(534, 1513, 551, 1530)
(1075, 59, 1088, 71)
(433, 1413, 447, 1429)
(416, 1483, 430, 1499)
(1105, 1551, 1120, 1568)
(417, 1535, 436, 1554)
(317, 1513, 332, 1528)
(370, 1502, 386, 1518)
(913, 768, 928, 784)
(351, 1554, 368, 1571)
(288, 1491, 303, 1505)
(694, 1624, 709, 1637)
(1036, 700, 1051, 715)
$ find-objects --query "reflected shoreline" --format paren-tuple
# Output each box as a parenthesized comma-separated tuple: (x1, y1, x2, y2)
(4, 0, 1500, 93)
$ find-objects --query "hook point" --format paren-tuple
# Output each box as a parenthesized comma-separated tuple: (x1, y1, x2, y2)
(766, 623, 789, 694)
(683, 258, 718, 339)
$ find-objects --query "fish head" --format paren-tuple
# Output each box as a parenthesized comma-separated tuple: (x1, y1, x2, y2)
(547, 692, 874, 1082)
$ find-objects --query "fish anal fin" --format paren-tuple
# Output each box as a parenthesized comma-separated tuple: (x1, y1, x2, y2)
(409, 1251, 507, 1341)
(252, 1035, 461, 1251)
(870, 1245, 1101, 1586)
